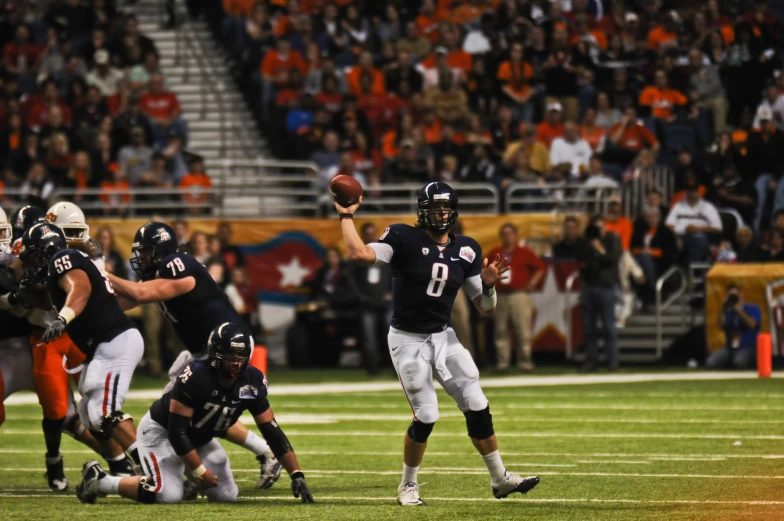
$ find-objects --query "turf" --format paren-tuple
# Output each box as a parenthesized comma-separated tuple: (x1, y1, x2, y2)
(2, 375, 784, 520)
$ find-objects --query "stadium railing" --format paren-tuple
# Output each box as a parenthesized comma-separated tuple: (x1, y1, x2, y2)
(655, 265, 688, 359)
(505, 182, 621, 214)
(621, 166, 675, 218)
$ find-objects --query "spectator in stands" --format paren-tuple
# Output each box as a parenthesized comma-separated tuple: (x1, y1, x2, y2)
(113, 15, 158, 67)
(595, 92, 622, 132)
(550, 121, 592, 180)
(129, 51, 163, 92)
(173, 220, 190, 250)
(86, 49, 123, 97)
(460, 144, 499, 184)
(639, 69, 688, 122)
(755, 81, 784, 131)
(46, 132, 73, 184)
(552, 216, 582, 259)
(259, 37, 306, 109)
(631, 206, 677, 307)
(666, 181, 723, 264)
(580, 108, 606, 154)
(504, 126, 550, 175)
(432, 124, 466, 172)
(99, 163, 131, 216)
(159, 129, 189, 183)
(111, 94, 154, 152)
(689, 48, 727, 135)
(583, 155, 619, 193)
(217, 222, 245, 272)
(351, 222, 392, 375)
(138, 151, 174, 188)
(140, 73, 186, 147)
(536, 102, 564, 148)
(424, 67, 469, 125)
(321, 151, 367, 189)
(346, 51, 384, 96)
(4, 25, 40, 95)
(487, 223, 545, 373)
(706, 284, 761, 370)
(490, 104, 519, 156)
(95, 226, 128, 280)
(748, 108, 784, 231)
(25, 79, 72, 130)
(604, 196, 633, 251)
(21, 162, 54, 208)
(606, 106, 659, 165)
(224, 267, 259, 337)
(735, 226, 768, 263)
(577, 214, 622, 372)
(73, 85, 108, 144)
(189, 231, 210, 265)
(312, 130, 341, 171)
(179, 156, 213, 213)
(386, 139, 432, 184)
(764, 229, 784, 262)
(118, 126, 152, 186)
(708, 162, 758, 228)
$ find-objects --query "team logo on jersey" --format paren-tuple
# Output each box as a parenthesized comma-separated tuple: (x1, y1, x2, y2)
(379, 227, 390, 241)
(422, 248, 429, 256)
(459, 246, 475, 263)
(239, 384, 258, 399)
(156, 228, 171, 242)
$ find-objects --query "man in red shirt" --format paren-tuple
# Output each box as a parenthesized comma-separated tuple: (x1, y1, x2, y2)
(139, 73, 187, 147)
(4, 25, 40, 93)
(260, 38, 306, 110)
(487, 223, 546, 372)
(606, 107, 660, 164)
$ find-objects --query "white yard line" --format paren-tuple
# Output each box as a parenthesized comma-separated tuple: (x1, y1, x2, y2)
(4, 371, 778, 406)
(507, 403, 784, 411)
(0, 493, 781, 505)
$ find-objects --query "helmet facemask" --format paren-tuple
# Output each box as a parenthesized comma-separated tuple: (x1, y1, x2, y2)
(130, 246, 158, 281)
(418, 201, 457, 233)
(60, 224, 89, 242)
(0, 223, 10, 246)
(212, 350, 250, 381)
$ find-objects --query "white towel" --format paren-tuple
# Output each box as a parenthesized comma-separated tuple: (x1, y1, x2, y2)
(429, 330, 452, 381)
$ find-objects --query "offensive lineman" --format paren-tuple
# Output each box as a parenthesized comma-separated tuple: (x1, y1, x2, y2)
(18, 223, 144, 471)
(336, 182, 540, 505)
(76, 322, 313, 504)
(106, 222, 281, 489)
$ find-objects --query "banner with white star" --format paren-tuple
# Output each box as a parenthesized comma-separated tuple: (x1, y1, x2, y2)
(529, 260, 584, 352)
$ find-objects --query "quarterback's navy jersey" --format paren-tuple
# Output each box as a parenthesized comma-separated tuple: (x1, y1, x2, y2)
(155, 253, 245, 354)
(47, 249, 134, 359)
(149, 359, 270, 448)
(378, 224, 482, 334)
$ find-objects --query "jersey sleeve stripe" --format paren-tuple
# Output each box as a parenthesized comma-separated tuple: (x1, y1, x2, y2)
(101, 372, 112, 417)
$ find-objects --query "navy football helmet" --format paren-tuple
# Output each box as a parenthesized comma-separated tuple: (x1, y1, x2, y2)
(130, 222, 178, 281)
(11, 205, 46, 242)
(417, 182, 458, 233)
(20, 223, 67, 281)
(207, 322, 252, 380)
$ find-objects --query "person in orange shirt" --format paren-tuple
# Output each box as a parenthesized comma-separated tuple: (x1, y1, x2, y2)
(420, 27, 472, 75)
(100, 167, 131, 215)
(179, 156, 213, 212)
(450, 0, 487, 26)
(345, 51, 385, 96)
(260, 38, 306, 108)
(416, 0, 443, 43)
(604, 195, 644, 327)
(580, 108, 606, 153)
(646, 13, 678, 51)
(571, 14, 608, 50)
(604, 196, 633, 250)
(496, 42, 534, 84)
(535, 102, 565, 148)
(639, 69, 688, 121)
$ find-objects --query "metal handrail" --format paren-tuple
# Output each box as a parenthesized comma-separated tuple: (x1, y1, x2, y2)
(505, 182, 621, 213)
(564, 270, 580, 360)
(654, 266, 687, 359)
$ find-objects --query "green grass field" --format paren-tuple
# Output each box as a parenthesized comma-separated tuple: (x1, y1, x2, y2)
(2, 373, 784, 520)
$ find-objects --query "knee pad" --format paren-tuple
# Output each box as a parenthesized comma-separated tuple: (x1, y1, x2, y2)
(137, 477, 158, 504)
(101, 411, 133, 437)
(407, 419, 435, 443)
(464, 406, 494, 440)
(202, 449, 229, 469)
(398, 358, 430, 394)
(445, 350, 488, 412)
(62, 414, 85, 439)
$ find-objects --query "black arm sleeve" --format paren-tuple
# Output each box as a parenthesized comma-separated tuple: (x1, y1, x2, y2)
(167, 412, 195, 456)
(257, 419, 294, 459)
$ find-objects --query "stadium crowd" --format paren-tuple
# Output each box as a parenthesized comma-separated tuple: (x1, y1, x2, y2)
(0, 0, 209, 216)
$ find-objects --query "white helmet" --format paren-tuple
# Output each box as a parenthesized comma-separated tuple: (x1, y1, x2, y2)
(45, 202, 89, 242)
(0, 207, 10, 246)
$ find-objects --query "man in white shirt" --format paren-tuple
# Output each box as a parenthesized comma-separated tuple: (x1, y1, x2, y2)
(86, 50, 124, 96)
(549, 121, 592, 179)
(665, 183, 722, 263)
(753, 82, 784, 130)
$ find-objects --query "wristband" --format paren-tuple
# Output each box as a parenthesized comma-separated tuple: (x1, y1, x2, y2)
(482, 284, 495, 297)
(291, 471, 304, 480)
(58, 306, 76, 325)
(339, 213, 354, 220)
(480, 286, 497, 310)
(193, 464, 207, 478)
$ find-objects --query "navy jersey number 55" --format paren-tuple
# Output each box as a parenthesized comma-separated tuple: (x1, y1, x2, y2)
(375, 224, 483, 334)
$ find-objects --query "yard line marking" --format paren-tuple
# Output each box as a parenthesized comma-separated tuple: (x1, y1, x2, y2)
(648, 457, 727, 462)
(576, 460, 651, 465)
(7, 468, 784, 479)
(507, 403, 784, 411)
(4, 371, 779, 405)
(3, 430, 783, 440)
(486, 391, 784, 399)
(0, 493, 781, 505)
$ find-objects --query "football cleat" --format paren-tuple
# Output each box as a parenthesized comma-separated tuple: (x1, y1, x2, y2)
(397, 482, 426, 506)
(183, 472, 200, 500)
(255, 453, 282, 489)
(108, 454, 137, 477)
(76, 461, 108, 504)
(45, 456, 68, 491)
(492, 471, 540, 499)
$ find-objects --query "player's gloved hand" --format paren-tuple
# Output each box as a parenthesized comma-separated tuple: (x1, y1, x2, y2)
(198, 469, 219, 489)
(291, 472, 314, 503)
(43, 316, 67, 342)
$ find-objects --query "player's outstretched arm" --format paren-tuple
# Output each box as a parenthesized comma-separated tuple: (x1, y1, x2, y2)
(335, 197, 376, 265)
(107, 273, 196, 304)
(168, 399, 219, 489)
(254, 407, 314, 503)
(43, 270, 92, 342)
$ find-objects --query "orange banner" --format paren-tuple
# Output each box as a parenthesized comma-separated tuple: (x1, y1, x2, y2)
(705, 263, 784, 353)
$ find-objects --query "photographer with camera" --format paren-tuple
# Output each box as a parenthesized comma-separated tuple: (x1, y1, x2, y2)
(705, 284, 761, 369)
(577, 214, 622, 372)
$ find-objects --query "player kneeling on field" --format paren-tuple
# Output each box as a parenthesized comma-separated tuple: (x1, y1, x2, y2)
(76, 322, 313, 504)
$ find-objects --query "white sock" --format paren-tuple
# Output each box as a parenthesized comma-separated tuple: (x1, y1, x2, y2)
(243, 430, 270, 456)
(107, 453, 126, 462)
(401, 463, 419, 485)
(97, 474, 121, 495)
(481, 450, 506, 486)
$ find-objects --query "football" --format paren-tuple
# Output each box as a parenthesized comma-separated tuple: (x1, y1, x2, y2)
(329, 175, 363, 207)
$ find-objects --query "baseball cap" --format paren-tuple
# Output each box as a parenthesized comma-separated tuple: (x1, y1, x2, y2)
(94, 49, 109, 65)
(434, 46, 448, 56)
(547, 101, 563, 112)
(625, 12, 639, 23)
(758, 106, 773, 121)
(608, 194, 622, 205)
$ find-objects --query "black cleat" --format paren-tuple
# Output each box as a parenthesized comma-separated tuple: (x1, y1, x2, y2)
(45, 456, 68, 491)
(492, 471, 540, 499)
(76, 461, 108, 504)
(108, 454, 138, 477)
